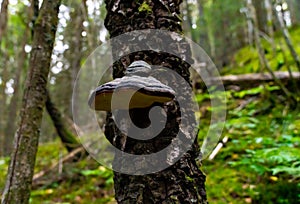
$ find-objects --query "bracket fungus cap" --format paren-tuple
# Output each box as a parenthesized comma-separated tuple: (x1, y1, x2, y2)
(125, 60, 151, 76)
(88, 61, 175, 111)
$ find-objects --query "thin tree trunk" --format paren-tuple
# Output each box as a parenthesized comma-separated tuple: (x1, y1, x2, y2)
(295, 0, 300, 24)
(104, 0, 207, 203)
(253, 0, 268, 33)
(0, 0, 9, 155)
(45, 89, 87, 159)
(286, 0, 300, 25)
(273, 3, 300, 73)
(0, 0, 9, 45)
(280, 40, 300, 93)
(184, 0, 197, 42)
(247, 0, 292, 100)
(197, 0, 210, 53)
(241, 5, 254, 46)
(0, 51, 9, 156)
(2, 0, 61, 203)
(265, 0, 276, 56)
(63, 2, 85, 118)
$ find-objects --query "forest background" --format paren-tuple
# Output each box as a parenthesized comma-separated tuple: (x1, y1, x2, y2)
(0, 0, 300, 203)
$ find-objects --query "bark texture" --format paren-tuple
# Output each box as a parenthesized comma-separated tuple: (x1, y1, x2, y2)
(104, 0, 207, 203)
(1, 0, 61, 203)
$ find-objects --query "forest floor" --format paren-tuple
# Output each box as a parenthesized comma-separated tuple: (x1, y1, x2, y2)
(0, 87, 299, 203)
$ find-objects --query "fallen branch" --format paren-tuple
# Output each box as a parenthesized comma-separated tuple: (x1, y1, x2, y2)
(196, 71, 300, 89)
(32, 146, 87, 185)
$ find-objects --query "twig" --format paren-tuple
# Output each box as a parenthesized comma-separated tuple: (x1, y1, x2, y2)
(32, 146, 86, 182)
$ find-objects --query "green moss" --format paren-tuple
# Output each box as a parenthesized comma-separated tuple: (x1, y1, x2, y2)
(29, 139, 115, 203)
(138, 2, 152, 14)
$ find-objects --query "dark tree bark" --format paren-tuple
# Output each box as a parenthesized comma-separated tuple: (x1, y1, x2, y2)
(104, 0, 207, 203)
(1, 0, 61, 203)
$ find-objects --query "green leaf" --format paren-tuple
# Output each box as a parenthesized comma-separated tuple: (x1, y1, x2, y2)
(271, 166, 300, 177)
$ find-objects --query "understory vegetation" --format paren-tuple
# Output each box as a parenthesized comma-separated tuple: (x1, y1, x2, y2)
(1, 81, 299, 203)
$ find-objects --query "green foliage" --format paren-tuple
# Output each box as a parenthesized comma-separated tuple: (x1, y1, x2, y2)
(81, 166, 114, 186)
(233, 85, 279, 98)
(138, 2, 152, 14)
(198, 85, 300, 203)
(0, 157, 9, 194)
(224, 26, 300, 74)
(23, 140, 115, 203)
(229, 147, 300, 177)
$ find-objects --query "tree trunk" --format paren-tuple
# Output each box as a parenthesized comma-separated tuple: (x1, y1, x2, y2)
(265, 0, 276, 56)
(0, 0, 9, 45)
(60, 2, 85, 118)
(45, 89, 86, 159)
(273, 3, 300, 73)
(0, 0, 9, 156)
(253, 0, 268, 33)
(104, 0, 207, 203)
(184, 0, 197, 42)
(286, 0, 300, 25)
(197, 0, 210, 53)
(295, 0, 300, 24)
(247, 0, 292, 100)
(0, 51, 8, 156)
(1, 0, 61, 203)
